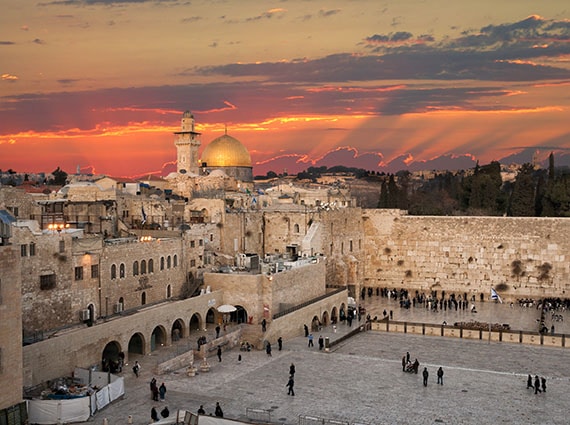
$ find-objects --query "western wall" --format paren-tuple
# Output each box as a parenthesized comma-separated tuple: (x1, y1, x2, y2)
(362, 209, 570, 301)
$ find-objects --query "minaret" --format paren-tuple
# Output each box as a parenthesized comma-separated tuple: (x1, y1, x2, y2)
(174, 111, 201, 175)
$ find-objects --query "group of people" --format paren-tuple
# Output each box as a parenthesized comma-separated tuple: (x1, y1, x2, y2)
(527, 374, 547, 394)
(401, 351, 444, 387)
(149, 378, 167, 401)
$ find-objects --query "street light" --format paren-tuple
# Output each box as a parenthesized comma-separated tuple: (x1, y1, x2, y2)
(47, 223, 70, 233)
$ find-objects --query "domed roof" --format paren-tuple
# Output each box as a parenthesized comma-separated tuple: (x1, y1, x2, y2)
(201, 133, 252, 168)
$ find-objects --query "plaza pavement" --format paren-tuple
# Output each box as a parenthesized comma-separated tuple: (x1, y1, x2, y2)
(92, 297, 570, 425)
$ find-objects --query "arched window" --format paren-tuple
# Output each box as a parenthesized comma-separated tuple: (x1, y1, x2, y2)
(167, 284, 171, 298)
(133, 261, 139, 276)
(141, 259, 147, 274)
(294, 223, 300, 233)
(173, 254, 178, 268)
(167, 255, 171, 269)
(160, 257, 165, 271)
(148, 259, 154, 273)
(141, 291, 146, 305)
(119, 263, 125, 278)
(111, 264, 117, 280)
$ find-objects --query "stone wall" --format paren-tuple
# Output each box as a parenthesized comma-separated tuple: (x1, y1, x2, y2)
(22, 292, 219, 387)
(0, 244, 23, 409)
(204, 261, 326, 324)
(362, 210, 570, 301)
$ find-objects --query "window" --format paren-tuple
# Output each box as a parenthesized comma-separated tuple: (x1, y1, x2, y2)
(141, 291, 146, 305)
(190, 240, 195, 248)
(40, 274, 56, 290)
(29, 243, 36, 256)
(133, 261, 139, 276)
(75, 266, 84, 281)
(141, 260, 147, 274)
(294, 223, 300, 233)
(160, 257, 165, 271)
(167, 285, 171, 298)
(199, 239, 203, 246)
(167, 256, 171, 269)
(122, 210, 129, 218)
(119, 263, 125, 278)
(91, 264, 99, 279)
(173, 255, 178, 267)
(210, 234, 213, 242)
(59, 240, 65, 253)
(190, 259, 196, 267)
(20, 244, 27, 257)
(111, 264, 117, 280)
(350, 240, 353, 252)
(148, 259, 154, 273)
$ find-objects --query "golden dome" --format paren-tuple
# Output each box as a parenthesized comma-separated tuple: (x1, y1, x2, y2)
(201, 133, 252, 168)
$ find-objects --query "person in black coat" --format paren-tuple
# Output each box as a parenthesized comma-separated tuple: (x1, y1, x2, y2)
(215, 402, 223, 417)
(151, 407, 159, 422)
(423, 367, 429, 386)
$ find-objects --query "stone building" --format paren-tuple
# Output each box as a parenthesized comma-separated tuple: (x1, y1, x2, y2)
(0, 211, 25, 422)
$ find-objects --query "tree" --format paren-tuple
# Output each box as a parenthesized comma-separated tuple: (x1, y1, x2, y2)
(49, 167, 68, 186)
(508, 163, 537, 216)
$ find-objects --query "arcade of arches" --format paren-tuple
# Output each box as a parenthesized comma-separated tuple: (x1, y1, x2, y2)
(99, 303, 349, 371)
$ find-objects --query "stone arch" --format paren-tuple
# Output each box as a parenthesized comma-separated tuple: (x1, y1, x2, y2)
(206, 307, 216, 326)
(171, 318, 185, 340)
(232, 305, 248, 324)
(321, 310, 329, 326)
(189, 313, 202, 334)
(331, 306, 338, 324)
(151, 325, 168, 351)
(311, 315, 321, 332)
(101, 340, 122, 372)
(128, 332, 145, 355)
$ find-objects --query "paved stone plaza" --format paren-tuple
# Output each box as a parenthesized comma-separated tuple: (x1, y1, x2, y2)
(92, 299, 570, 425)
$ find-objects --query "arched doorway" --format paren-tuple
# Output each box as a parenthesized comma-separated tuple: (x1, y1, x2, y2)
(189, 313, 202, 335)
(102, 341, 122, 373)
(151, 325, 167, 351)
(206, 308, 216, 326)
(141, 291, 147, 305)
(232, 305, 248, 324)
(331, 306, 338, 324)
(321, 311, 329, 326)
(171, 319, 185, 341)
(128, 332, 145, 355)
(311, 315, 321, 332)
(87, 303, 95, 327)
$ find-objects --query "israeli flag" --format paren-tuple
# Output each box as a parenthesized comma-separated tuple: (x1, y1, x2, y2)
(490, 287, 503, 303)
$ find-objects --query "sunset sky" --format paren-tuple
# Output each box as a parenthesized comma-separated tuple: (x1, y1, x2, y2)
(1, 0, 569, 178)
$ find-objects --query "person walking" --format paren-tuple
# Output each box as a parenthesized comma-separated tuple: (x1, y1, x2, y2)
(527, 374, 533, 389)
(278, 336, 283, 351)
(437, 367, 444, 385)
(215, 402, 223, 417)
(289, 363, 296, 377)
(406, 351, 410, 364)
(159, 383, 167, 401)
(402, 356, 406, 372)
(423, 367, 429, 386)
(541, 377, 547, 393)
(217, 346, 222, 362)
(308, 334, 314, 347)
(215, 325, 221, 338)
(318, 335, 324, 350)
(266, 341, 272, 356)
(534, 375, 541, 394)
(286, 376, 295, 396)
(132, 361, 141, 377)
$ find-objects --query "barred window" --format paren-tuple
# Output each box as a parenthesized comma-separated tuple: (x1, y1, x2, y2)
(75, 266, 84, 281)
(40, 274, 56, 290)
(20, 244, 27, 257)
(91, 264, 99, 279)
